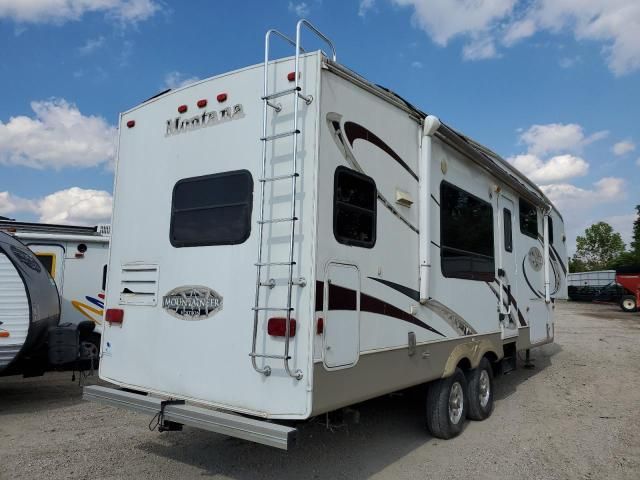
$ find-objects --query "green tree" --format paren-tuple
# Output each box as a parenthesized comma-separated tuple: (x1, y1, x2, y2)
(631, 205, 640, 256)
(572, 222, 625, 270)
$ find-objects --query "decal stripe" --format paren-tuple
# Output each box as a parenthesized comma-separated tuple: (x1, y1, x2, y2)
(486, 282, 527, 327)
(315, 280, 445, 337)
(522, 257, 543, 298)
(343, 122, 419, 181)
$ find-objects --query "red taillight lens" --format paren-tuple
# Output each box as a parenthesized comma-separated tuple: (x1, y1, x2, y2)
(216, 93, 227, 102)
(316, 317, 324, 335)
(126, 120, 135, 128)
(105, 308, 124, 325)
(267, 317, 296, 337)
(197, 99, 208, 108)
(178, 105, 188, 113)
(287, 71, 298, 82)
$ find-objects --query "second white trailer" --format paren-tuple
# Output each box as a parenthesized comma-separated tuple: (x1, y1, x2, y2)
(86, 21, 568, 449)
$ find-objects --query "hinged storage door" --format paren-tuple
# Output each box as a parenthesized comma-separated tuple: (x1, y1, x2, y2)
(323, 263, 360, 369)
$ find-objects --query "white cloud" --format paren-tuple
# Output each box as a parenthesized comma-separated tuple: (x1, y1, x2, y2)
(392, 0, 515, 46)
(288, 2, 310, 17)
(0, 99, 117, 170)
(411, 60, 423, 68)
(508, 153, 589, 183)
(387, 0, 640, 75)
(0, 192, 36, 217)
(0, 0, 160, 25)
(38, 187, 112, 225)
(0, 187, 112, 225)
(462, 36, 498, 60)
(519, 123, 608, 156)
(559, 56, 581, 68)
(540, 177, 626, 210)
(636, 157, 640, 167)
(612, 139, 636, 156)
(359, 0, 375, 17)
(164, 71, 200, 89)
(78, 36, 105, 55)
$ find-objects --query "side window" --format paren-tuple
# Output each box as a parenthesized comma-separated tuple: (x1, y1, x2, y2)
(36, 253, 55, 276)
(440, 181, 495, 281)
(333, 166, 377, 248)
(503, 208, 513, 252)
(519, 198, 538, 238)
(170, 170, 253, 247)
(548, 216, 554, 245)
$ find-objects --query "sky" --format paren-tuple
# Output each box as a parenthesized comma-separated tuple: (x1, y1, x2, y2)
(0, 0, 638, 255)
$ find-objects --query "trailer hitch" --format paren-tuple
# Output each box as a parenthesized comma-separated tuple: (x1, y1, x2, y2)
(149, 399, 186, 432)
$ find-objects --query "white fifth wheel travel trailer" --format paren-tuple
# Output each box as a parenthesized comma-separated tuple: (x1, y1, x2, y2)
(85, 20, 568, 449)
(0, 232, 60, 376)
(0, 221, 110, 341)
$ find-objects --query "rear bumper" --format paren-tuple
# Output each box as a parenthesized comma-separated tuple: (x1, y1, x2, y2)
(83, 385, 297, 450)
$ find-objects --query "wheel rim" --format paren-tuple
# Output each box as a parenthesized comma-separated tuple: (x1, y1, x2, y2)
(478, 370, 491, 408)
(623, 299, 635, 310)
(448, 381, 464, 425)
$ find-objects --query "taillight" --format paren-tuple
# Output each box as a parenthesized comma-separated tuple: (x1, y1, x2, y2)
(316, 317, 324, 335)
(105, 308, 124, 325)
(267, 317, 296, 337)
(287, 71, 298, 82)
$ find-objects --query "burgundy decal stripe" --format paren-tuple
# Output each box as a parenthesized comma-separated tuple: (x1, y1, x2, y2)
(343, 122, 419, 181)
(315, 281, 445, 337)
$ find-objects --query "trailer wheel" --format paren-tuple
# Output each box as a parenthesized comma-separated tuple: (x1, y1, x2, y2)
(620, 295, 637, 312)
(426, 368, 467, 439)
(466, 357, 494, 421)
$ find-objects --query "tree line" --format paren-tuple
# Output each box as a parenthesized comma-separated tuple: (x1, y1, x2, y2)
(569, 205, 640, 272)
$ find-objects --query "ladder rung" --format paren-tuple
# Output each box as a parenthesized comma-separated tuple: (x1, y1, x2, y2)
(259, 173, 299, 182)
(252, 307, 294, 312)
(249, 353, 291, 360)
(262, 87, 301, 101)
(255, 261, 296, 266)
(261, 130, 300, 142)
(258, 217, 297, 225)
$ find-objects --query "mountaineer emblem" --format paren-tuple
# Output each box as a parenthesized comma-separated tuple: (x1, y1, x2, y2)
(162, 286, 223, 320)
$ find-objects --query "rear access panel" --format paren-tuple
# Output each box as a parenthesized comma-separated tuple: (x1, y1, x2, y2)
(323, 263, 360, 369)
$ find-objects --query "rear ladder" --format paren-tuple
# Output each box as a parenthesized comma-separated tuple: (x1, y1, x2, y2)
(250, 20, 336, 380)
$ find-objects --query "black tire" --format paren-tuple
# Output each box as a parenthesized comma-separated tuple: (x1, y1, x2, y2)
(620, 295, 637, 313)
(466, 357, 494, 421)
(426, 368, 468, 439)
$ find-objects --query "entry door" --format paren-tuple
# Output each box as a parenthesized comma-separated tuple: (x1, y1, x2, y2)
(323, 263, 360, 369)
(27, 244, 65, 289)
(498, 196, 518, 337)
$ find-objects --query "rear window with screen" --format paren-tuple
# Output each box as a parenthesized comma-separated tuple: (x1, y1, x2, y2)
(333, 166, 377, 248)
(519, 198, 538, 238)
(170, 170, 253, 247)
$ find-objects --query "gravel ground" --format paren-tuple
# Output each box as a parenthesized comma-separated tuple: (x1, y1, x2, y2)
(1, 301, 639, 480)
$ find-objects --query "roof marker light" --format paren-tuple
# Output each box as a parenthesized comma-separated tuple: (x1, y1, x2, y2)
(178, 105, 188, 113)
(287, 71, 298, 82)
(216, 93, 228, 102)
(126, 120, 135, 128)
(197, 99, 208, 108)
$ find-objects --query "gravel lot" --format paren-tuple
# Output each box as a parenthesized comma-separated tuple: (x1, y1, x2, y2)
(1, 301, 639, 480)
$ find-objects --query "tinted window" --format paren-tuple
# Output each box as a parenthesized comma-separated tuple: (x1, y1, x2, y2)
(37, 254, 54, 275)
(519, 198, 538, 238)
(503, 208, 513, 253)
(440, 182, 495, 281)
(334, 166, 376, 248)
(170, 170, 253, 247)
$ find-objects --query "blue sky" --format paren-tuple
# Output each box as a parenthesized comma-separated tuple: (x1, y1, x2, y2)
(0, 0, 638, 254)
